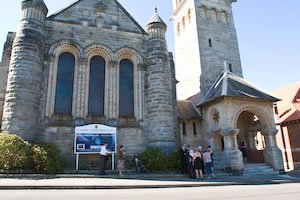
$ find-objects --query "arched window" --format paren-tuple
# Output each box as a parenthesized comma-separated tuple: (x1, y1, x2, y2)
(54, 52, 75, 115)
(119, 59, 134, 117)
(88, 56, 105, 116)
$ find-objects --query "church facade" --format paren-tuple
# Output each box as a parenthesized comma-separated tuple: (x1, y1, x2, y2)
(0, 0, 177, 168)
(0, 0, 284, 172)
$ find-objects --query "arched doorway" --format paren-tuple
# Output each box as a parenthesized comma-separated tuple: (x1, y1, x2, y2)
(236, 111, 266, 163)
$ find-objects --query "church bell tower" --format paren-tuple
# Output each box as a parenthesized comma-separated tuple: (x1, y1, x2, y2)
(172, 0, 243, 99)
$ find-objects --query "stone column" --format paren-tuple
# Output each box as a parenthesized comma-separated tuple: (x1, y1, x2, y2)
(221, 128, 243, 174)
(107, 61, 118, 120)
(262, 130, 284, 171)
(247, 131, 258, 151)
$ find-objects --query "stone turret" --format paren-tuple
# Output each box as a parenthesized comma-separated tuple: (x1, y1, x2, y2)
(1, 0, 48, 140)
(146, 8, 177, 152)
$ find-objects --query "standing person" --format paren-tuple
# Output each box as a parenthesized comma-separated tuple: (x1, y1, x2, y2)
(186, 144, 196, 178)
(239, 141, 248, 162)
(203, 147, 215, 179)
(99, 142, 111, 175)
(193, 148, 204, 180)
(179, 143, 188, 174)
(117, 145, 126, 176)
(207, 145, 214, 172)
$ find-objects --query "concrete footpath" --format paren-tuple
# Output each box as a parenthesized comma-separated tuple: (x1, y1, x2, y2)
(0, 171, 299, 190)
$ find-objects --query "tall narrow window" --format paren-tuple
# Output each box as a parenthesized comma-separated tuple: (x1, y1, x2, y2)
(177, 22, 181, 36)
(88, 56, 105, 116)
(119, 59, 134, 117)
(54, 52, 75, 115)
(187, 9, 191, 24)
(182, 122, 186, 136)
(193, 122, 197, 136)
(182, 16, 186, 30)
(229, 63, 233, 72)
(209, 38, 212, 47)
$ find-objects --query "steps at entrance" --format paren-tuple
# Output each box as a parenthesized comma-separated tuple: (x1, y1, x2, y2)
(243, 163, 279, 176)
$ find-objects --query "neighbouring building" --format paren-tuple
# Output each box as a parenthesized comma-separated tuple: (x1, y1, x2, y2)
(272, 81, 300, 170)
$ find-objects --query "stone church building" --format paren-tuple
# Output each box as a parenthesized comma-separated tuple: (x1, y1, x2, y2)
(0, 0, 284, 172)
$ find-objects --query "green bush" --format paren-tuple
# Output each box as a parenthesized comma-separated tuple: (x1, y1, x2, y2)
(139, 148, 180, 172)
(0, 133, 63, 173)
(36, 143, 63, 173)
(0, 133, 32, 170)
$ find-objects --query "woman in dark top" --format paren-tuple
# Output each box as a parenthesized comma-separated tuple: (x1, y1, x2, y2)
(193, 149, 204, 180)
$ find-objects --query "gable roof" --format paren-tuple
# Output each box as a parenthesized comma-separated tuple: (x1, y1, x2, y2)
(198, 71, 280, 106)
(47, 0, 146, 34)
(177, 100, 202, 120)
(271, 81, 300, 124)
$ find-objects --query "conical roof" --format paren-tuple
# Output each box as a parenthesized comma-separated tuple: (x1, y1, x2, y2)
(148, 7, 166, 26)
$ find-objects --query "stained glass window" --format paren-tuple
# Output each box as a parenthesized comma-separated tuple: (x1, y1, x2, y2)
(54, 52, 75, 114)
(119, 59, 134, 117)
(88, 56, 105, 116)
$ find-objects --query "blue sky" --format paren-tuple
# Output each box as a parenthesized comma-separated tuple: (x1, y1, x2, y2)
(0, 0, 299, 92)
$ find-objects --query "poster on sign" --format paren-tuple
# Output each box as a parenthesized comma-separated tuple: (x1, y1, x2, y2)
(74, 124, 116, 154)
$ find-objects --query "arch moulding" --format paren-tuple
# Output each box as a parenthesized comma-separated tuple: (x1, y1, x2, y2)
(84, 44, 114, 63)
(114, 47, 144, 65)
(48, 40, 83, 57)
(231, 104, 274, 132)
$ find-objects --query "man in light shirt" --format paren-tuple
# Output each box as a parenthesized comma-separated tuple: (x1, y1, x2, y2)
(99, 142, 111, 175)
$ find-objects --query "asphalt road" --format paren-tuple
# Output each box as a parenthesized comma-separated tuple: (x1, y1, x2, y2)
(2, 183, 300, 200)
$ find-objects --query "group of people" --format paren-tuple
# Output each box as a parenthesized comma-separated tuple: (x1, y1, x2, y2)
(99, 142, 126, 176)
(179, 144, 215, 180)
(100, 142, 215, 179)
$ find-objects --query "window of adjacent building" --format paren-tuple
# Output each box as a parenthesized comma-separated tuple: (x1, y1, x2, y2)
(88, 56, 105, 116)
(54, 52, 75, 115)
(182, 122, 186, 136)
(193, 122, 197, 136)
(119, 59, 134, 117)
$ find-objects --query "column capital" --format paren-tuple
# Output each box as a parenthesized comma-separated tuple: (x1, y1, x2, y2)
(261, 128, 278, 136)
(78, 57, 88, 65)
(221, 128, 239, 137)
(108, 60, 118, 68)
